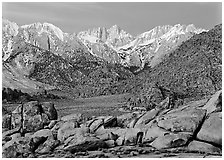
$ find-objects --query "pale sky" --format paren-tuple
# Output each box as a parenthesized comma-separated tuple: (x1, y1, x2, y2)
(2, 2, 222, 36)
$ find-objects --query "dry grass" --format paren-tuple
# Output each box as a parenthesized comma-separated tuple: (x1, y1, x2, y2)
(3, 93, 130, 119)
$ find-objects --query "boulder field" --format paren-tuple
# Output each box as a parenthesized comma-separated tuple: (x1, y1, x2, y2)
(2, 90, 222, 158)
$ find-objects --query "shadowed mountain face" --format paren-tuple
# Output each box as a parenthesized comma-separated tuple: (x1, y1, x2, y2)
(150, 24, 222, 98)
(2, 39, 134, 97)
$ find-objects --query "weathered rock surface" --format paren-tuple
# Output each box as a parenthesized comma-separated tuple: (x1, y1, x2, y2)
(57, 121, 80, 142)
(2, 114, 12, 130)
(104, 140, 116, 148)
(157, 107, 206, 133)
(134, 109, 160, 128)
(42, 102, 58, 120)
(197, 112, 222, 146)
(63, 130, 107, 153)
(11, 133, 21, 140)
(11, 101, 54, 133)
(2, 136, 31, 158)
(143, 121, 169, 143)
(187, 140, 221, 154)
(117, 112, 142, 128)
(202, 90, 222, 114)
(104, 116, 117, 128)
(89, 118, 104, 133)
(11, 105, 22, 129)
(32, 129, 53, 140)
(151, 132, 192, 149)
(23, 114, 49, 133)
(48, 120, 58, 129)
(36, 139, 60, 154)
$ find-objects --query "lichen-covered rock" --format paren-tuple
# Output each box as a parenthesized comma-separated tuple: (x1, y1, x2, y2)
(151, 132, 192, 149)
(11, 105, 22, 129)
(42, 102, 58, 120)
(157, 107, 206, 133)
(57, 121, 80, 142)
(2, 114, 12, 130)
(197, 112, 222, 146)
(2, 137, 31, 158)
(35, 139, 60, 154)
(28, 129, 54, 153)
(23, 114, 46, 133)
(187, 140, 221, 154)
(11, 101, 51, 133)
(23, 101, 43, 116)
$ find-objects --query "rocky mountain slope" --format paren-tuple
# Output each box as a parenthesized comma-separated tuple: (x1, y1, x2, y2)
(77, 25, 134, 64)
(2, 19, 219, 101)
(128, 24, 222, 106)
(2, 20, 134, 94)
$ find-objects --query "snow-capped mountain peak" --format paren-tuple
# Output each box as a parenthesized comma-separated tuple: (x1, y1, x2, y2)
(2, 19, 19, 36)
(3, 19, 208, 73)
(78, 25, 134, 48)
(20, 22, 64, 41)
(117, 24, 208, 70)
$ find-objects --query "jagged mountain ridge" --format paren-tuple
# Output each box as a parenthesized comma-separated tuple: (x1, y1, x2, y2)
(2, 19, 210, 96)
(117, 24, 207, 70)
(77, 25, 134, 64)
(77, 23, 206, 71)
(2, 19, 90, 62)
(2, 20, 135, 95)
(3, 19, 206, 68)
(78, 24, 134, 48)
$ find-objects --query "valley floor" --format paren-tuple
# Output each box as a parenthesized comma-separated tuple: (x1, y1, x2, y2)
(3, 93, 130, 118)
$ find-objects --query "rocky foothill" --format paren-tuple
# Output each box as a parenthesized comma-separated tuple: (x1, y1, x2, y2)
(2, 90, 222, 158)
